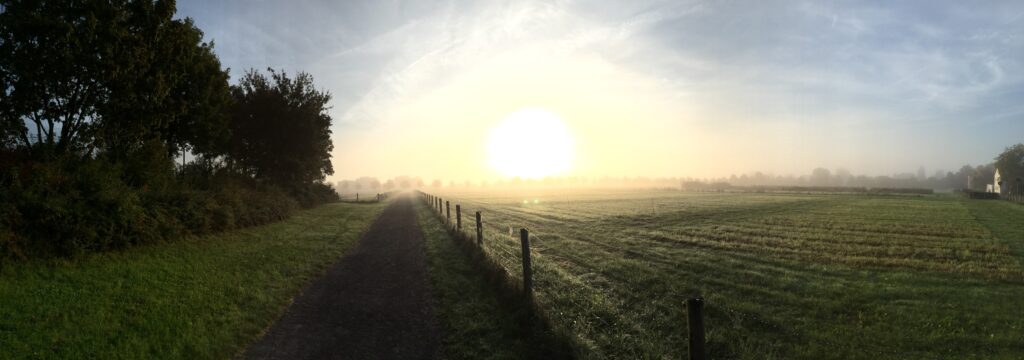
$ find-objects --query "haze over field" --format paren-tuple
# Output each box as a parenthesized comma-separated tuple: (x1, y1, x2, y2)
(178, 1, 1024, 182)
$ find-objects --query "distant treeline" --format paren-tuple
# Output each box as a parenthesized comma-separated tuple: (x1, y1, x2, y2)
(0, 1, 337, 258)
(337, 162, 1003, 193)
(715, 166, 995, 191)
(681, 183, 934, 195)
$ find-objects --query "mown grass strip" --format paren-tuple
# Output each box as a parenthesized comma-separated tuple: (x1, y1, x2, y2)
(964, 199, 1024, 260)
(0, 201, 386, 360)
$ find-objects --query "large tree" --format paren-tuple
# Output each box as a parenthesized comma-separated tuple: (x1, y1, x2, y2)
(995, 143, 1024, 192)
(228, 69, 334, 186)
(0, 0, 230, 158)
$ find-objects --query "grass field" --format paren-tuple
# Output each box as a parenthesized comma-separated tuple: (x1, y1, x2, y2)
(428, 189, 1024, 359)
(0, 201, 385, 359)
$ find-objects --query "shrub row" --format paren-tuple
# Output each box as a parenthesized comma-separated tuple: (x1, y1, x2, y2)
(0, 153, 335, 259)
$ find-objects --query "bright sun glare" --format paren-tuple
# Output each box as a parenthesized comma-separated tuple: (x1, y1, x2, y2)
(487, 108, 574, 178)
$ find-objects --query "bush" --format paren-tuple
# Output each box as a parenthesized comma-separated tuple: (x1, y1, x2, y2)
(0, 156, 161, 256)
(288, 182, 340, 208)
(0, 150, 332, 259)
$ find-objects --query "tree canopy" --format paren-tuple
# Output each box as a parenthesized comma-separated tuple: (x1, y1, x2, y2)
(228, 69, 334, 186)
(0, 0, 339, 258)
(0, 0, 230, 158)
(995, 143, 1024, 184)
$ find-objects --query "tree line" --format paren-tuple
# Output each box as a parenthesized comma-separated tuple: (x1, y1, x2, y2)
(0, 0, 337, 258)
(341, 144, 1023, 194)
(716, 144, 1023, 193)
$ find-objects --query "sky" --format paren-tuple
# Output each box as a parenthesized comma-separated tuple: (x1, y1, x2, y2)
(177, 0, 1024, 183)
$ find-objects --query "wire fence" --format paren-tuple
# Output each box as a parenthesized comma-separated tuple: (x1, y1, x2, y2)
(1006, 191, 1024, 205)
(337, 191, 393, 203)
(417, 189, 1003, 358)
(417, 190, 709, 360)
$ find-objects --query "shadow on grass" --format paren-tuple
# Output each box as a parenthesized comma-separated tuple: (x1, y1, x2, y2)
(420, 201, 581, 359)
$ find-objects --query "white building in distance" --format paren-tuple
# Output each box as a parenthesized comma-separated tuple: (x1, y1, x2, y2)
(994, 169, 1003, 195)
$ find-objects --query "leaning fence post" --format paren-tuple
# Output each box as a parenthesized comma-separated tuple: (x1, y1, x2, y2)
(475, 211, 483, 245)
(456, 204, 462, 230)
(520, 228, 533, 295)
(686, 297, 706, 360)
(445, 201, 450, 224)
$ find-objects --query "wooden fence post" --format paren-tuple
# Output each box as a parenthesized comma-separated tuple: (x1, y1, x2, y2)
(356, 193, 359, 202)
(520, 228, 533, 295)
(456, 204, 462, 231)
(686, 297, 706, 360)
(475, 211, 483, 245)
(446, 201, 450, 224)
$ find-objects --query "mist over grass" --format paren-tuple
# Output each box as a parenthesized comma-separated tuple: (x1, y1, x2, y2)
(422, 188, 1024, 358)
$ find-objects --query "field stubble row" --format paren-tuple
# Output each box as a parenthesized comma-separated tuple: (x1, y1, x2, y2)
(430, 189, 1024, 359)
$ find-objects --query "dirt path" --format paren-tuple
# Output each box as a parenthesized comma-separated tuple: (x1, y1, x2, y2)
(244, 195, 440, 360)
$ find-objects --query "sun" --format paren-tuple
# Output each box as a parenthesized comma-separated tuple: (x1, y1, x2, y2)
(487, 108, 574, 178)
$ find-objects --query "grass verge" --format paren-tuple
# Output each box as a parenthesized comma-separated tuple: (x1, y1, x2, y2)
(0, 201, 386, 359)
(414, 197, 576, 359)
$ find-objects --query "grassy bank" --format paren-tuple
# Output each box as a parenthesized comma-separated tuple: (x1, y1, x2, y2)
(0, 201, 385, 359)
(414, 197, 572, 359)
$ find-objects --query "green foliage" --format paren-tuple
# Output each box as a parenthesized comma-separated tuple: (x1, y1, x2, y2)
(0, 1, 338, 259)
(0, 0, 231, 158)
(287, 182, 341, 208)
(995, 143, 1024, 190)
(0, 149, 308, 258)
(1, 155, 153, 256)
(228, 69, 334, 186)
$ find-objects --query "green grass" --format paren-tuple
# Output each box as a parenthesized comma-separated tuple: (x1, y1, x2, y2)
(415, 196, 572, 359)
(0, 201, 386, 359)
(964, 199, 1024, 260)
(430, 189, 1024, 359)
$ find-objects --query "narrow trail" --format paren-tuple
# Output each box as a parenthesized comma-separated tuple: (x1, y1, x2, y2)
(244, 195, 440, 360)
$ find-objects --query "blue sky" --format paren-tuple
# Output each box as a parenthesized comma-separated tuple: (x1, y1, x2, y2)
(177, 0, 1024, 181)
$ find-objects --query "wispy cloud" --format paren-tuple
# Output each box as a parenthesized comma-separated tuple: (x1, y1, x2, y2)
(178, 0, 1024, 178)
